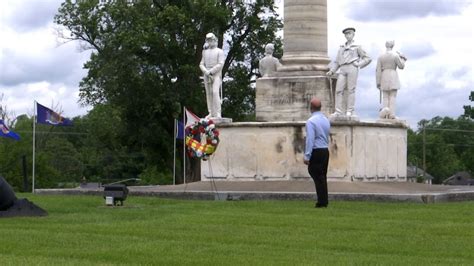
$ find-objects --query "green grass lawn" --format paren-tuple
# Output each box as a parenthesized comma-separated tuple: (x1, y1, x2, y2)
(1, 195, 473, 265)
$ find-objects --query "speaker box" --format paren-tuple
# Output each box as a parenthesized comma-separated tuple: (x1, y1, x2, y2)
(0, 176, 18, 211)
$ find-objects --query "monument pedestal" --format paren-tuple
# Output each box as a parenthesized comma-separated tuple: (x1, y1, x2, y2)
(211, 117, 233, 124)
(377, 118, 408, 126)
(256, 75, 336, 121)
(202, 120, 407, 181)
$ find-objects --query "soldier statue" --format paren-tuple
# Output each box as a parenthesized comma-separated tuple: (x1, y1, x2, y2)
(199, 33, 225, 119)
(327, 27, 371, 118)
(376, 40, 407, 119)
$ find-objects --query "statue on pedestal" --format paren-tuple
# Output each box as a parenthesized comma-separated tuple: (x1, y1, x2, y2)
(199, 33, 225, 119)
(376, 40, 407, 119)
(327, 27, 371, 119)
(259, 43, 282, 77)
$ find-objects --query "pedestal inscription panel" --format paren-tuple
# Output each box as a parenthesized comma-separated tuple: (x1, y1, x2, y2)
(255, 76, 335, 121)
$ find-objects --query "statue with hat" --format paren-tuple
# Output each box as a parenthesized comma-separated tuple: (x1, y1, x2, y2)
(200, 33, 225, 119)
(376, 40, 407, 119)
(327, 27, 371, 119)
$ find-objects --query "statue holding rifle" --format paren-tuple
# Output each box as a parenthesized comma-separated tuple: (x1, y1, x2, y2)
(376, 40, 407, 119)
(200, 33, 225, 119)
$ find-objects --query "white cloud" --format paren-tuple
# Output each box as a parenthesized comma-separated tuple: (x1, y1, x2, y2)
(0, 0, 90, 119)
(345, 0, 471, 21)
(0, 0, 62, 32)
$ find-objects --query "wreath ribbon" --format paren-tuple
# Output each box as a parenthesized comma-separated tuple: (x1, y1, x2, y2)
(185, 136, 216, 155)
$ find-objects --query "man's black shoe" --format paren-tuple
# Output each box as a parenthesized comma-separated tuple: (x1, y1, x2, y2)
(315, 203, 327, 208)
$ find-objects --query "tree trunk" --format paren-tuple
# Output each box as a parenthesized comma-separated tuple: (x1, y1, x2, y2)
(186, 156, 201, 183)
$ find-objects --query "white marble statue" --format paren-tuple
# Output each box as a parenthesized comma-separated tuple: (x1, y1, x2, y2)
(376, 40, 407, 119)
(326, 27, 371, 118)
(259, 43, 282, 77)
(200, 33, 225, 118)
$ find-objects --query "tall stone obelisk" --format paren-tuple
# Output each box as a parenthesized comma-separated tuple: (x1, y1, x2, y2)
(256, 0, 335, 121)
(280, 0, 330, 74)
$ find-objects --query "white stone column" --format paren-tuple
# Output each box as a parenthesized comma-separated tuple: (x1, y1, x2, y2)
(280, 0, 330, 73)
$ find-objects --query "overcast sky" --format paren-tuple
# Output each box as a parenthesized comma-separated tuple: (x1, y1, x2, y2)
(1, 0, 472, 129)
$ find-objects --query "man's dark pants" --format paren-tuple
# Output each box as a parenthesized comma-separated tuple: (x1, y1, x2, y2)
(308, 148, 330, 206)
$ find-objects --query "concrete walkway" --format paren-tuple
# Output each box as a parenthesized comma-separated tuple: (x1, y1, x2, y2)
(36, 180, 474, 203)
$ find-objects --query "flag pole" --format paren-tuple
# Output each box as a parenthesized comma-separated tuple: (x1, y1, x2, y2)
(32, 100, 36, 193)
(183, 107, 186, 185)
(173, 119, 177, 185)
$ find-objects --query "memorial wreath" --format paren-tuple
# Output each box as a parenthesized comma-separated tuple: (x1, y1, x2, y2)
(185, 119, 220, 160)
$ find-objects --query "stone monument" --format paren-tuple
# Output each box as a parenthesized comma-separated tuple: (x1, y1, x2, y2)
(376, 40, 407, 120)
(202, 0, 408, 182)
(255, 0, 335, 121)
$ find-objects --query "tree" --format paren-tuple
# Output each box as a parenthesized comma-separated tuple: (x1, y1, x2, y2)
(0, 97, 24, 190)
(54, 0, 282, 182)
(407, 116, 474, 183)
(0, 93, 15, 126)
(463, 91, 473, 119)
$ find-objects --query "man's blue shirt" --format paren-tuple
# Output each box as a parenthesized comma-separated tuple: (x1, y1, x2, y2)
(304, 111, 330, 161)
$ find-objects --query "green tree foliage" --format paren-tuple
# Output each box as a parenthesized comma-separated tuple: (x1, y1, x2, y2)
(0, 108, 147, 189)
(0, 115, 31, 191)
(72, 104, 140, 182)
(463, 91, 473, 119)
(0, 115, 74, 190)
(407, 116, 474, 183)
(54, 0, 282, 182)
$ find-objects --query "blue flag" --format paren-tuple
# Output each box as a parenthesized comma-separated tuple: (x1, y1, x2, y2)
(36, 102, 73, 126)
(176, 120, 184, 140)
(0, 120, 20, 141)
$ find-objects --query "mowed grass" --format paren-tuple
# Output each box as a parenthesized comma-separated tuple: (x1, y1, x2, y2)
(1, 195, 473, 265)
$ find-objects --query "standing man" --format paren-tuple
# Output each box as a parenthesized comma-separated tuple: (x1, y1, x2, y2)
(327, 27, 371, 118)
(376, 40, 407, 119)
(304, 98, 331, 208)
(200, 33, 225, 119)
